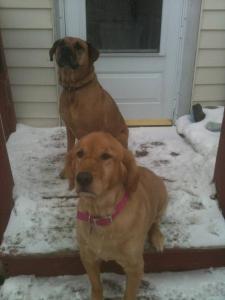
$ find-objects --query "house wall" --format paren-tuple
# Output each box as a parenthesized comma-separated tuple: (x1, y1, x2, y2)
(0, 0, 59, 127)
(192, 0, 225, 107)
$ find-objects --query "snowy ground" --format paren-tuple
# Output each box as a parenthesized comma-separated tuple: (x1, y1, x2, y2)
(0, 107, 225, 299)
(1, 268, 225, 299)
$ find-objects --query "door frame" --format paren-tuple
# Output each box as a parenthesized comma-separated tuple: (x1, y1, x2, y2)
(53, 0, 202, 121)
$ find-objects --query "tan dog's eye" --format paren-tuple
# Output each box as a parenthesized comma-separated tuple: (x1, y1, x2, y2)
(100, 153, 112, 160)
(77, 149, 84, 158)
(74, 42, 84, 54)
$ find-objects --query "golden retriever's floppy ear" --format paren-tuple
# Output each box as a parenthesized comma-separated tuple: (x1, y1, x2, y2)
(123, 149, 139, 193)
(65, 147, 76, 190)
(87, 42, 99, 62)
(49, 39, 62, 61)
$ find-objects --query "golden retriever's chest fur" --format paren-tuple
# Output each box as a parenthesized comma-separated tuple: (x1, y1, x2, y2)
(77, 188, 153, 262)
(78, 224, 122, 261)
(78, 221, 140, 262)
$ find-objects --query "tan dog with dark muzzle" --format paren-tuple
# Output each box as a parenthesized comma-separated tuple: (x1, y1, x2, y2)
(49, 37, 128, 177)
(66, 132, 167, 300)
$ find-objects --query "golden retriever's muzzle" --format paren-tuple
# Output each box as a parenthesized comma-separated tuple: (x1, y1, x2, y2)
(57, 45, 79, 69)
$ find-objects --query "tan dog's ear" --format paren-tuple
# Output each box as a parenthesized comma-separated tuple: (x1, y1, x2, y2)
(123, 149, 139, 193)
(49, 39, 62, 61)
(65, 148, 76, 190)
(87, 42, 99, 62)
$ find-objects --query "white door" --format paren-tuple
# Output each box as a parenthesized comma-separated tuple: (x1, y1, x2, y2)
(63, 0, 186, 123)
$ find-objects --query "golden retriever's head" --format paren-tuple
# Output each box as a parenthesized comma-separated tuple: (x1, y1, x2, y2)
(66, 132, 139, 198)
(49, 37, 99, 70)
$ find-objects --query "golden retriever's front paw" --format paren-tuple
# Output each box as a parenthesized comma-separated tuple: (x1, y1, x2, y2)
(152, 233, 164, 252)
(149, 224, 165, 252)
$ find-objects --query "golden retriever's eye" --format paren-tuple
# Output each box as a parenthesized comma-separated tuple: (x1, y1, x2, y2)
(100, 153, 112, 160)
(77, 149, 84, 158)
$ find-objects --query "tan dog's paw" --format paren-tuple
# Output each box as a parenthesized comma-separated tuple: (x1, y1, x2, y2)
(59, 168, 66, 179)
(148, 224, 165, 252)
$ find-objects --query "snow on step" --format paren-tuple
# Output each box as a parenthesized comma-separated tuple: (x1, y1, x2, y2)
(1, 107, 225, 255)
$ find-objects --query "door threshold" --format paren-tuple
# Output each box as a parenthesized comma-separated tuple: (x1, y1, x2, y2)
(126, 119, 173, 127)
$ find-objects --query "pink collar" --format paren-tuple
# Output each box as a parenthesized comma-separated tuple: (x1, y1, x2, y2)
(77, 192, 129, 226)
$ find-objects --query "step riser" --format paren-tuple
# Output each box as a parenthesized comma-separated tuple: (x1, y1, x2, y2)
(1, 248, 225, 277)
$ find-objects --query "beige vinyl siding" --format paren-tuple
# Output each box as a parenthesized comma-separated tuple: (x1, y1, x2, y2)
(192, 0, 225, 107)
(0, 0, 59, 127)
(195, 68, 225, 85)
(0, 0, 52, 9)
(0, 9, 52, 28)
(2, 29, 53, 48)
(11, 86, 57, 103)
(8, 68, 56, 85)
(193, 85, 225, 101)
(199, 31, 225, 49)
(5, 49, 53, 67)
(203, 0, 225, 10)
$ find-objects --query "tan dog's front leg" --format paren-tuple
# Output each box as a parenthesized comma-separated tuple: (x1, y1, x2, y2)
(121, 257, 144, 300)
(66, 126, 75, 152)
(116, 128, 129, 148)
(60, 126, 75, 179)
(80, 250, 103, 300)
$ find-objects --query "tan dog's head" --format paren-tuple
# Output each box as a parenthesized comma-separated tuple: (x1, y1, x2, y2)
(66, 132, 139, 198)
(49, 37, 99, 70)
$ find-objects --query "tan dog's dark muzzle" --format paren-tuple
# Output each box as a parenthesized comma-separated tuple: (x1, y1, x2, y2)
(58, 46, 79, 69)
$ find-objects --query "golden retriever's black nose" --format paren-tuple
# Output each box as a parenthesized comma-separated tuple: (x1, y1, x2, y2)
(76, 172, 93, 186)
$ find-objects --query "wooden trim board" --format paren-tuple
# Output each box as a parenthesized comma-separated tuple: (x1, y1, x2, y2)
(214, 109, 225, 218)
(1, 248, 225, 277)
(0, 119, 14, 244)
(126, 119, 172, 127)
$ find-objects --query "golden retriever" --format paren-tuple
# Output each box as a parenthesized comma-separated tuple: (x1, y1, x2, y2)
(49, 37, 128, 177)
(66, 131, 167, 300)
